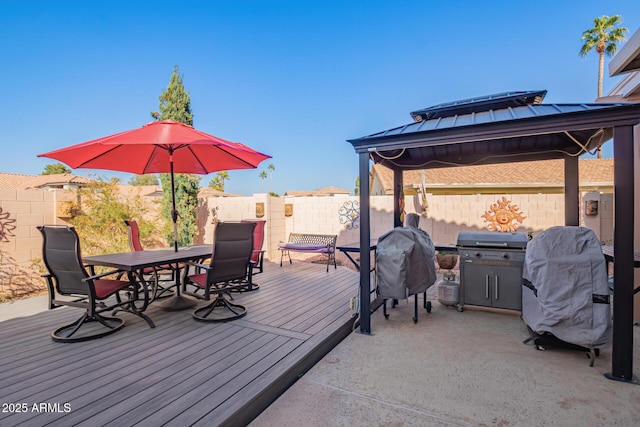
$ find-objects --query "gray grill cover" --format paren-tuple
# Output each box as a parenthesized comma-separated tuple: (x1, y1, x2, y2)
(376, 215, 437, 300)
(522, 226, 611, 347)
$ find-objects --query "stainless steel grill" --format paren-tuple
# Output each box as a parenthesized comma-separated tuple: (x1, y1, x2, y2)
(456, 232, 528, 311)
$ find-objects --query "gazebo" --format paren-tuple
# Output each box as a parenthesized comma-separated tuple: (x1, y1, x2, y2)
(348, 90, 640, 383)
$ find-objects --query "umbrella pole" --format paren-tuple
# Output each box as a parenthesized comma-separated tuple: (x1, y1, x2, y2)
(170, 158, 179, 253)
(160, 153, 197, 311)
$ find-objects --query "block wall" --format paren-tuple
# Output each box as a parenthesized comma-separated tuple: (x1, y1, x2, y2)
(195, 191, 614, 262)
(0, 188, 618, 296)
(0, 189, 74, 297)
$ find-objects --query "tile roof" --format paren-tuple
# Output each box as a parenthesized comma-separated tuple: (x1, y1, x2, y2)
(285, 186, 351, 197)
(372, 158, 614, 194)
(198, 187, 241, 197)
(0, 173, 93, 189)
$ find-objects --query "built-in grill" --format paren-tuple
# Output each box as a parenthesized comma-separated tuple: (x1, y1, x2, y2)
(456, 232, 528, 311)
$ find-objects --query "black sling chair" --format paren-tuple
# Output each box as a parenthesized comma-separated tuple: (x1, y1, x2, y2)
(38, 225, 142, 342)
(184, 221, 255, 322)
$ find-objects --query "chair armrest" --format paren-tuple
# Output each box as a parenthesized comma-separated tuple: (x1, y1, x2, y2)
(41, 273, 60, 310)
(82, 269, 128, 282)
(183, 260, 211, 271)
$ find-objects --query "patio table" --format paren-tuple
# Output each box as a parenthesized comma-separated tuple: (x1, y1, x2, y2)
(601, 245, 640, 294)
(337, 240, 457, 272)
(83, 244, 213, 325)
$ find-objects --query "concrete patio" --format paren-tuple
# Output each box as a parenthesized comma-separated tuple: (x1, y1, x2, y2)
(252, 283, 640, 426)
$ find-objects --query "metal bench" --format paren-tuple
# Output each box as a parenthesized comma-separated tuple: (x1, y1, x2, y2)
(278, 233, 337, 272)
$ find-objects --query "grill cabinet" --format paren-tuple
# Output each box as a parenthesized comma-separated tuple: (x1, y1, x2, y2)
(457, 232, 527, 311)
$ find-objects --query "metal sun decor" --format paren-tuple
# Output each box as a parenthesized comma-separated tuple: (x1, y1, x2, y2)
(339, 200, 360, 229)
(481, 196, 526, 232)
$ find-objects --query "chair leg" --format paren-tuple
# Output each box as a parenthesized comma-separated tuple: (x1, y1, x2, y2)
(192, 293, 247, 322)
(229, 266, 259, 293)
(51, 312, 125, 343)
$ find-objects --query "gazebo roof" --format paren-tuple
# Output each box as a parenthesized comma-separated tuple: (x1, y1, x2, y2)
(409, 90, 547, 121)
(349, 91, 640, 170)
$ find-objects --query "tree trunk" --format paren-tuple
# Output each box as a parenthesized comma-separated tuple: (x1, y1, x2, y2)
(597, 52, 605, 158)
(598, 52, 604, 99)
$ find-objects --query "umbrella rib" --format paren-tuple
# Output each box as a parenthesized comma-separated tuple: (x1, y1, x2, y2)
(141, 145, 168, 174)
(185, 145, 208, 173)
(73, 145, 124, 169)
(220, 148, 261, 168)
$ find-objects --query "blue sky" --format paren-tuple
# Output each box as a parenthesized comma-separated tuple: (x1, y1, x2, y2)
(1, 1, 639, 196)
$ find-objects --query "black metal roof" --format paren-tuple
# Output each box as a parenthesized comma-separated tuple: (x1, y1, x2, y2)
(409, 90, 547, 122)
(348, 92, 640, 170)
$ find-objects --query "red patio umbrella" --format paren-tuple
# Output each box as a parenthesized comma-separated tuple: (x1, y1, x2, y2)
(38, 120, 271, 251)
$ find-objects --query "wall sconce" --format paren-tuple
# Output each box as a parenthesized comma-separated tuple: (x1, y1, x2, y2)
(56, 201, 77, 218)
(285, 204, 293, 217)
(585, 200, 598, 216)
(256, 202, 265, 218)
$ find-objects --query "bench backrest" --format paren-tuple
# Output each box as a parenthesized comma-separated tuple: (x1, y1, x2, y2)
(288, 233, 337, 249)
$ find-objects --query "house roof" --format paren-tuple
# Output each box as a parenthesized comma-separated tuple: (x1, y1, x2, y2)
(609, 27, 640, 76)
(198, 187, 240, 198)
(606, 28, 640, 102)
(372, 158, 614, 194)
(0, 173, 93, 190)
(285, 186, 351, 197)
(116, 184, 164, 198)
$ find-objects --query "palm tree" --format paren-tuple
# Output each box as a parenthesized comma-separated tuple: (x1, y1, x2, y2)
(218, 171, 229, 191)
(580, 15, 628, 98)
(580, 15, 627, 158)
(267, 163, 275, 192)
(259, 170, 268, 192)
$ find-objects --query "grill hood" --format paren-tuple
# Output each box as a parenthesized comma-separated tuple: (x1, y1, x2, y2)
(457, 232, 528, 249)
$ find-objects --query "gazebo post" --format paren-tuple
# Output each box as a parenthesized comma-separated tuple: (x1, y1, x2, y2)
(358, 152, 372, 334)
(564, 156, 579, 226)
(393, 168, 403, 228)
(606, 124, 637, 383)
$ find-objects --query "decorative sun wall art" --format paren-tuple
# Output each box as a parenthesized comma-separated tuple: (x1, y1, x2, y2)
(481, 196, 526, 232)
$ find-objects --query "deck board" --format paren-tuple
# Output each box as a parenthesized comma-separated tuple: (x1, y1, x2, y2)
(0, 261, 358, 426)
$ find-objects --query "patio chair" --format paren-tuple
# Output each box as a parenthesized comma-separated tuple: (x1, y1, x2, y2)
(38, 225, 138, 343)
(124, 220, 176, 299)
(184, 221, 255, 322)
(226, 219, 266, 292)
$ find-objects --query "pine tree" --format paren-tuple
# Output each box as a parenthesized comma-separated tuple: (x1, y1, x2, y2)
(154, 66, 200, 246)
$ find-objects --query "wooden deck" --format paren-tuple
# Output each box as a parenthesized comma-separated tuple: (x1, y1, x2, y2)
(0, 261, 360, 426)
